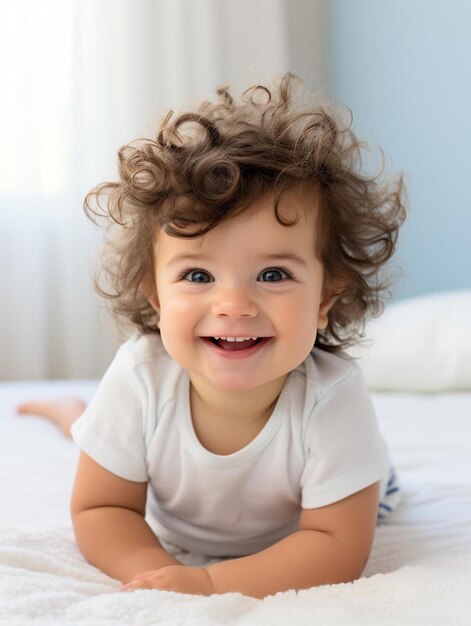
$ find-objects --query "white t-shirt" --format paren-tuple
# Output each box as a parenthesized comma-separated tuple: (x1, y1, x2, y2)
(71, 334, 392, 558)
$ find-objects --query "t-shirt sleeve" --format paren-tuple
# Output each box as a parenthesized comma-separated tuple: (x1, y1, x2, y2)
(70, 346, 148, 482)
(300, 369, 391, 509)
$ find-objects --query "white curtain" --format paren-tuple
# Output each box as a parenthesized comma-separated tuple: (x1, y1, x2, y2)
(0, 0, 325, 381)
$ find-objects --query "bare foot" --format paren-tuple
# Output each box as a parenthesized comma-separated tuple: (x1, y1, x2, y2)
(16, 398, 87, 440)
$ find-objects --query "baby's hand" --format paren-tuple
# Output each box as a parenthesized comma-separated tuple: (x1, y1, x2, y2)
(121, 565, 216, 596)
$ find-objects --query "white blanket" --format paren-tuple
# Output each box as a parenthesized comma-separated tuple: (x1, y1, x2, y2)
(1, 381, 470, 626)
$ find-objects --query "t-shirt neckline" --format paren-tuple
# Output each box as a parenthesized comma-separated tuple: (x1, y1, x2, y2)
(178, 371, 294, 467)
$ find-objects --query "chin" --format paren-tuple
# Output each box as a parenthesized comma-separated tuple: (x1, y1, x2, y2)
(209, 375, 266, 394)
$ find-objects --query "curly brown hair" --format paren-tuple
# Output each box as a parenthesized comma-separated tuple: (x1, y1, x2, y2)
(85, 73, 406, 352)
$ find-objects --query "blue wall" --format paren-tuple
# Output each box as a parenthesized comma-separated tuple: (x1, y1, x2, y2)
(327, 0, 471, 299)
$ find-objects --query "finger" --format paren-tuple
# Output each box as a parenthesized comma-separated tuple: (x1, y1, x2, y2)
(121, 571, 164, 591)
(121, 579, 150, 592)
(130, 571, 153, 581)
(128, 571, 160, 585)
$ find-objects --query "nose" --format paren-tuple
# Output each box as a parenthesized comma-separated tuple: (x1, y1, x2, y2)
(211, 284, 258, 318)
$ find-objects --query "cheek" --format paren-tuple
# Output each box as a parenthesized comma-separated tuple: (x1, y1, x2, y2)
(159, 287, 191, 315)
(157, 291, 200, 334)
(278, 290, 321, 325)
(279, 293, 322, 347)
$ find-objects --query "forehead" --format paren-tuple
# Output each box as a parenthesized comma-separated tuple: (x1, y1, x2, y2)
(154, 186, 320, 259)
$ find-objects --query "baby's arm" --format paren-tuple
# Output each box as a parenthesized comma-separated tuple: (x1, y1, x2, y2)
(206, 482, 380, 598)
(71, 451, 181, 584)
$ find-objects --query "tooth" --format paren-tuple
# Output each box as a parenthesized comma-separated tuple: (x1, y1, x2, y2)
(215, 336, 259, 342)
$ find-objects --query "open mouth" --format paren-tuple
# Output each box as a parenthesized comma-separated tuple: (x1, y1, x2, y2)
(204, 336, 266, 351)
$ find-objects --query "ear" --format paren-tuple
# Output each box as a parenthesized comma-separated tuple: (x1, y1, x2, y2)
(317, 294, 336, 330)
(139, 275, 160, 315)
(317, 280, 343, 330)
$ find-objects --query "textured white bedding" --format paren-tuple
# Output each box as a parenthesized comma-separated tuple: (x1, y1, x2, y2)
(0, 380, 470, 626)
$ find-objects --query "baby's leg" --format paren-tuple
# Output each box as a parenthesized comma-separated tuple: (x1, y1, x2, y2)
(16, 398, 86, 440)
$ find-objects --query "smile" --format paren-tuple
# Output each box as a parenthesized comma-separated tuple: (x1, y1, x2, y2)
(201, 336, 271, 357)
(210, 336, 261, 349)
(214, 336, 258, 342)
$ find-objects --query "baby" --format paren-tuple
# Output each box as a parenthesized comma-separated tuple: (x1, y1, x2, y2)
(18, 74, 405, 599)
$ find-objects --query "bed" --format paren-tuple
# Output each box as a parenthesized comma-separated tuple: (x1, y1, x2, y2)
(1, 290, 470, 626)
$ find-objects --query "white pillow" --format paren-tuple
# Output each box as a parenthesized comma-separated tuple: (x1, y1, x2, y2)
(348, 290, 471, 392)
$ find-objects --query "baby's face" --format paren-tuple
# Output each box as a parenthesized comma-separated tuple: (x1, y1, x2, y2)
(149, 188, 334, 394)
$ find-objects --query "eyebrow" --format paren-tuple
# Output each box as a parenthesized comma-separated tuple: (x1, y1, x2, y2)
(165, 253, 212, 267)
(259, 253, 309, 268)
(165, 252, 309, 267)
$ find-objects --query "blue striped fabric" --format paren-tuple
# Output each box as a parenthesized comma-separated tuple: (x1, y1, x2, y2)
(377, 466, 401, 523)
